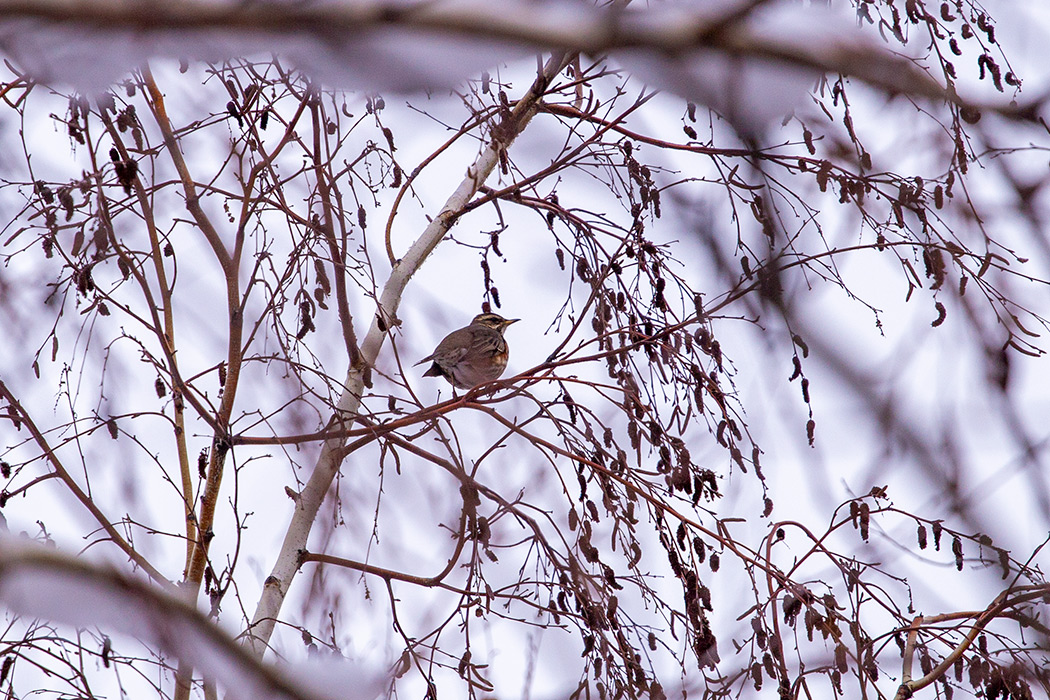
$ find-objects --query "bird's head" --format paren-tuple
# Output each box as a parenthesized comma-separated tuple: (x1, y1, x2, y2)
(471, 313, 519, 331)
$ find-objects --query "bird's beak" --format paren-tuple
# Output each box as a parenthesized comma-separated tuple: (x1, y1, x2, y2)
(505, 318, 520, 326)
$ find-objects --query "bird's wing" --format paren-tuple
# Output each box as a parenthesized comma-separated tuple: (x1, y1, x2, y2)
(414, 327, 474, 366)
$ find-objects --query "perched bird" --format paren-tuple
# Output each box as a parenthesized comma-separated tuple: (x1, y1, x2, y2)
(416, 313, 519, 389)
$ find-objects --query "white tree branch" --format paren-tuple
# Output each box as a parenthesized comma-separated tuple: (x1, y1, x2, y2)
(0, 0, 948, 103)
(243, 52, 571, 659)
(0, 541, 337, 700)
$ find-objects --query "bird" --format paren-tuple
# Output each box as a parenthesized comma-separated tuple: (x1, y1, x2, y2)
(416, 313, 519, 390)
